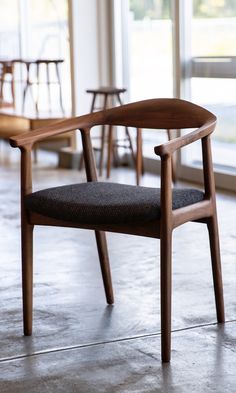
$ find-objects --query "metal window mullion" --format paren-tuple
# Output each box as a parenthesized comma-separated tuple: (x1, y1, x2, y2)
(172, 0, 192, 100)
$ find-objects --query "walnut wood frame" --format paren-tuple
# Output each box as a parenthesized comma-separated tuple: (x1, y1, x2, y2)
(9, 98, 225, 362)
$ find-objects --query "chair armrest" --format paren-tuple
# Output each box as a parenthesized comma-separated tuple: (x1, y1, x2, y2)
(9, 111, 104, 148)
(154, 120, 216, 157)
(9, 117, 80, 148)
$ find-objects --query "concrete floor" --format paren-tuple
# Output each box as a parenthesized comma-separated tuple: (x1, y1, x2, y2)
(0, 149, 236, 392)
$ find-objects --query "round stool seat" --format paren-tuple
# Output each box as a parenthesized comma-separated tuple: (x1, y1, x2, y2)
(86, 87, 126, 95)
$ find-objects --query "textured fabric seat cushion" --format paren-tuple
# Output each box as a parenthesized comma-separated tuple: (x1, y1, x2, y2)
(25, 182, 204, 225)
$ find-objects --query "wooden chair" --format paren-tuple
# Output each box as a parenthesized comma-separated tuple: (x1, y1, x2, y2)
(9, 98, 224, 362)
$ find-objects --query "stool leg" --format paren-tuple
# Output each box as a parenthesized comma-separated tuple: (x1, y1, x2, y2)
(46, 63, 52, 112)
(22, 85, 28, 114)
(35, 63, 40, 113)
(22, 64, 31, 114)
(90, 92, 97, 113)
(0, 71, 4, 106)
(11, 64, 15, 107)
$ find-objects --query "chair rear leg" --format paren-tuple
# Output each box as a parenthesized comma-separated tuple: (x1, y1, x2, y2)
(22, 222, 34, 335)
(99, 125, 106, 177)
(207, 215, 225, 323)
(160, 232, 172, 362)
(95, 231, 114, 304)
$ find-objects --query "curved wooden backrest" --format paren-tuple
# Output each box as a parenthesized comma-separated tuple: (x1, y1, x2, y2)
(101, 98, 216, 130)
(9, 98, 216, 148)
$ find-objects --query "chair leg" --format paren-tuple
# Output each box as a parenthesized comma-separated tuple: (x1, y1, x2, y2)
(207, 215, 225, 323)
(33, 145, 38, 164)
(94, 231, 114, 304)
(78, 151, 84, 171)
(136, 128, 142, 185)
(22, 222, 34, 336)
(160, 231, 172, 362)
(107, 125, 113, 179)
(167, 129, 177, 184)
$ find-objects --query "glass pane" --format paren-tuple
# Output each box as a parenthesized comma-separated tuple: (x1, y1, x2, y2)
(189, 77, 236, 172)
(193, 0, 236, 56)
(184, 0, 236, 174)
(128, 0, 173, 157)
(129, 0, 172, 101)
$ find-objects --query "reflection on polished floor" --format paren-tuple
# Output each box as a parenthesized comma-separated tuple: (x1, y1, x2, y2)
(0, 149, 236, 392)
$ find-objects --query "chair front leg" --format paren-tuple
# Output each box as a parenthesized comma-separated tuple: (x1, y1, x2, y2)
(207, 214, 225, 323)
(95, 230, 114, 304)
(160, 229, 172, 362)
(22, 221, 34, 335)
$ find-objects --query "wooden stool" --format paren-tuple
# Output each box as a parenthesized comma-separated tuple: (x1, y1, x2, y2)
(86, 87, 143, 183)
(20, 58, 64, 114)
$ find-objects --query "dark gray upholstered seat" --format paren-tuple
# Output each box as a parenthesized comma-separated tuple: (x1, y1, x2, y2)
(25, 182, 204, 225)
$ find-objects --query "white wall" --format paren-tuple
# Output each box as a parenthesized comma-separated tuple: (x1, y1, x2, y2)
(68, 0, 113, 117)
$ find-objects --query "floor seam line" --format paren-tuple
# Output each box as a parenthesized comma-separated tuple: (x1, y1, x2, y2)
(0, 319, 235, 364)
